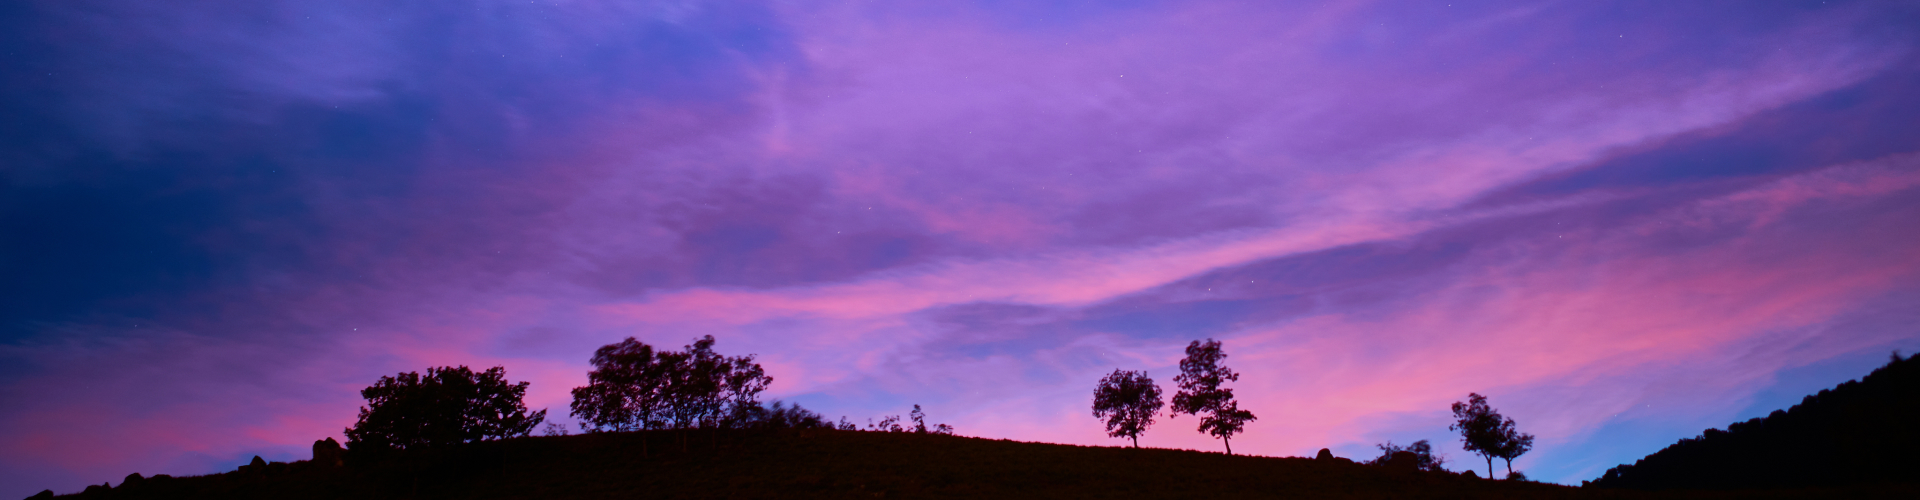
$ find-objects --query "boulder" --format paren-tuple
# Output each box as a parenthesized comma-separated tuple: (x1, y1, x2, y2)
(26, 489, 54, 500)
(1461, 469, 1480, 479)
(1315, 448, 1335, 460)
(312, 437, 346, 467)
(238, 455, 268, 474)
(120, 473, 145, 489)
(81, 483, 110, 495)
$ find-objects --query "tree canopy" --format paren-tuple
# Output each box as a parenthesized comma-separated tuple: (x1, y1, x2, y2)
(1171, 339, 1256, 454)
(1494, 420, 1536, 478)
(570, 336, 774, 432)
(344, 365, 547, 451)
(1451, 393, 1530, 479)
(1092, 369, 1164, 448)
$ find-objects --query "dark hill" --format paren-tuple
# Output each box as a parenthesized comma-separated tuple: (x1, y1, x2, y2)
(1589, 353, 1920, 490)
(46, 429, 1915, 500)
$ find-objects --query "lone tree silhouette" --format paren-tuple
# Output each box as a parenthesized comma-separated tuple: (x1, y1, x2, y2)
(1171, 339, 1257, 455)
(1451, 393, 1526, 479)
(1092, 369, 1164, 448)
(909, 404, 956, 435)
(345, 365, 546, 452)
(1495, 419, 1535, 479)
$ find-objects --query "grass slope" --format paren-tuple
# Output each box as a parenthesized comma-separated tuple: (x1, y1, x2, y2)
(53, 429, 1915, 499)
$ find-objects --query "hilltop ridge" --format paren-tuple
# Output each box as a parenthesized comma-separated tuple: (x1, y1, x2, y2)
(40, 429, 1588, 499)
(35, 421, 1920, 498)
(1589, 353, 1920, 490)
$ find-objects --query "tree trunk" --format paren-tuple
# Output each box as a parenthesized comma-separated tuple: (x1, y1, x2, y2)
(1485, 456, 1493, 479)
(1131, 435, 1139, 448)
(1504, 457, 1513, 478)
(1224, 436, 1233, 456)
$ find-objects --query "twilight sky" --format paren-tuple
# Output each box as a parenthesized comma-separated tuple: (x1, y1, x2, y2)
(4, 0, 1920, 494)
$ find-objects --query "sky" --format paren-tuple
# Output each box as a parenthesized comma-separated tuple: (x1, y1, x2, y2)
(3, 0, 1919, 494)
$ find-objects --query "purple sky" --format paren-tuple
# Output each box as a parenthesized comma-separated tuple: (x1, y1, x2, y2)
(4, 0, 1920, 494)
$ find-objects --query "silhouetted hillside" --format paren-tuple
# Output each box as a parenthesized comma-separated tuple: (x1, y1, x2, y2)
(28, 430, 1565, 499)
(52, 429, 1920, 500)
(1589, 353, 1920, 490)
(42, 428, 1920, 498)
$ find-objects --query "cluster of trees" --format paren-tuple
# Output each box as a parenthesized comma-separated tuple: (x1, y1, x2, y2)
(345, 335, 950, 454)
(568, 335, 774, 433)
(1090, 338, 1536, 479)
(1092, 339, 1257, 454)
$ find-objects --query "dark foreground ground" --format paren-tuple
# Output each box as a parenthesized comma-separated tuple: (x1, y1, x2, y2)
(43, 429, 1920, 499)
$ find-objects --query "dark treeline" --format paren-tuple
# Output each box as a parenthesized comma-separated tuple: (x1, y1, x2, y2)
(241, 333, 962, 477)
(568, 335, 806, 435)
(1588, 352, 1920, 490)
(26, 336, 959, 497)
(565, 335, 949, 439)
(342, 335, 951, 457)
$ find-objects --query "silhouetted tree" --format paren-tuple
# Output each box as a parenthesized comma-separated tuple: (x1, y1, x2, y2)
(1092, 369, 1164, 448)
(1171, 339, 1257, 454)
(910, 404, 930, 433)
(345, 366, 546, 451)
(570, 336, 773, 431)
(570, 336, 774, 452)
(914, 405, 956, 435)
(1494, 419, 1535, 478)
(570, 338, 669, 432)
(1450, 393, 1508, 479)
(867, 405, 953, 435)
(722, 349, 773, 420)
(1366, 440, 1447, 472)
